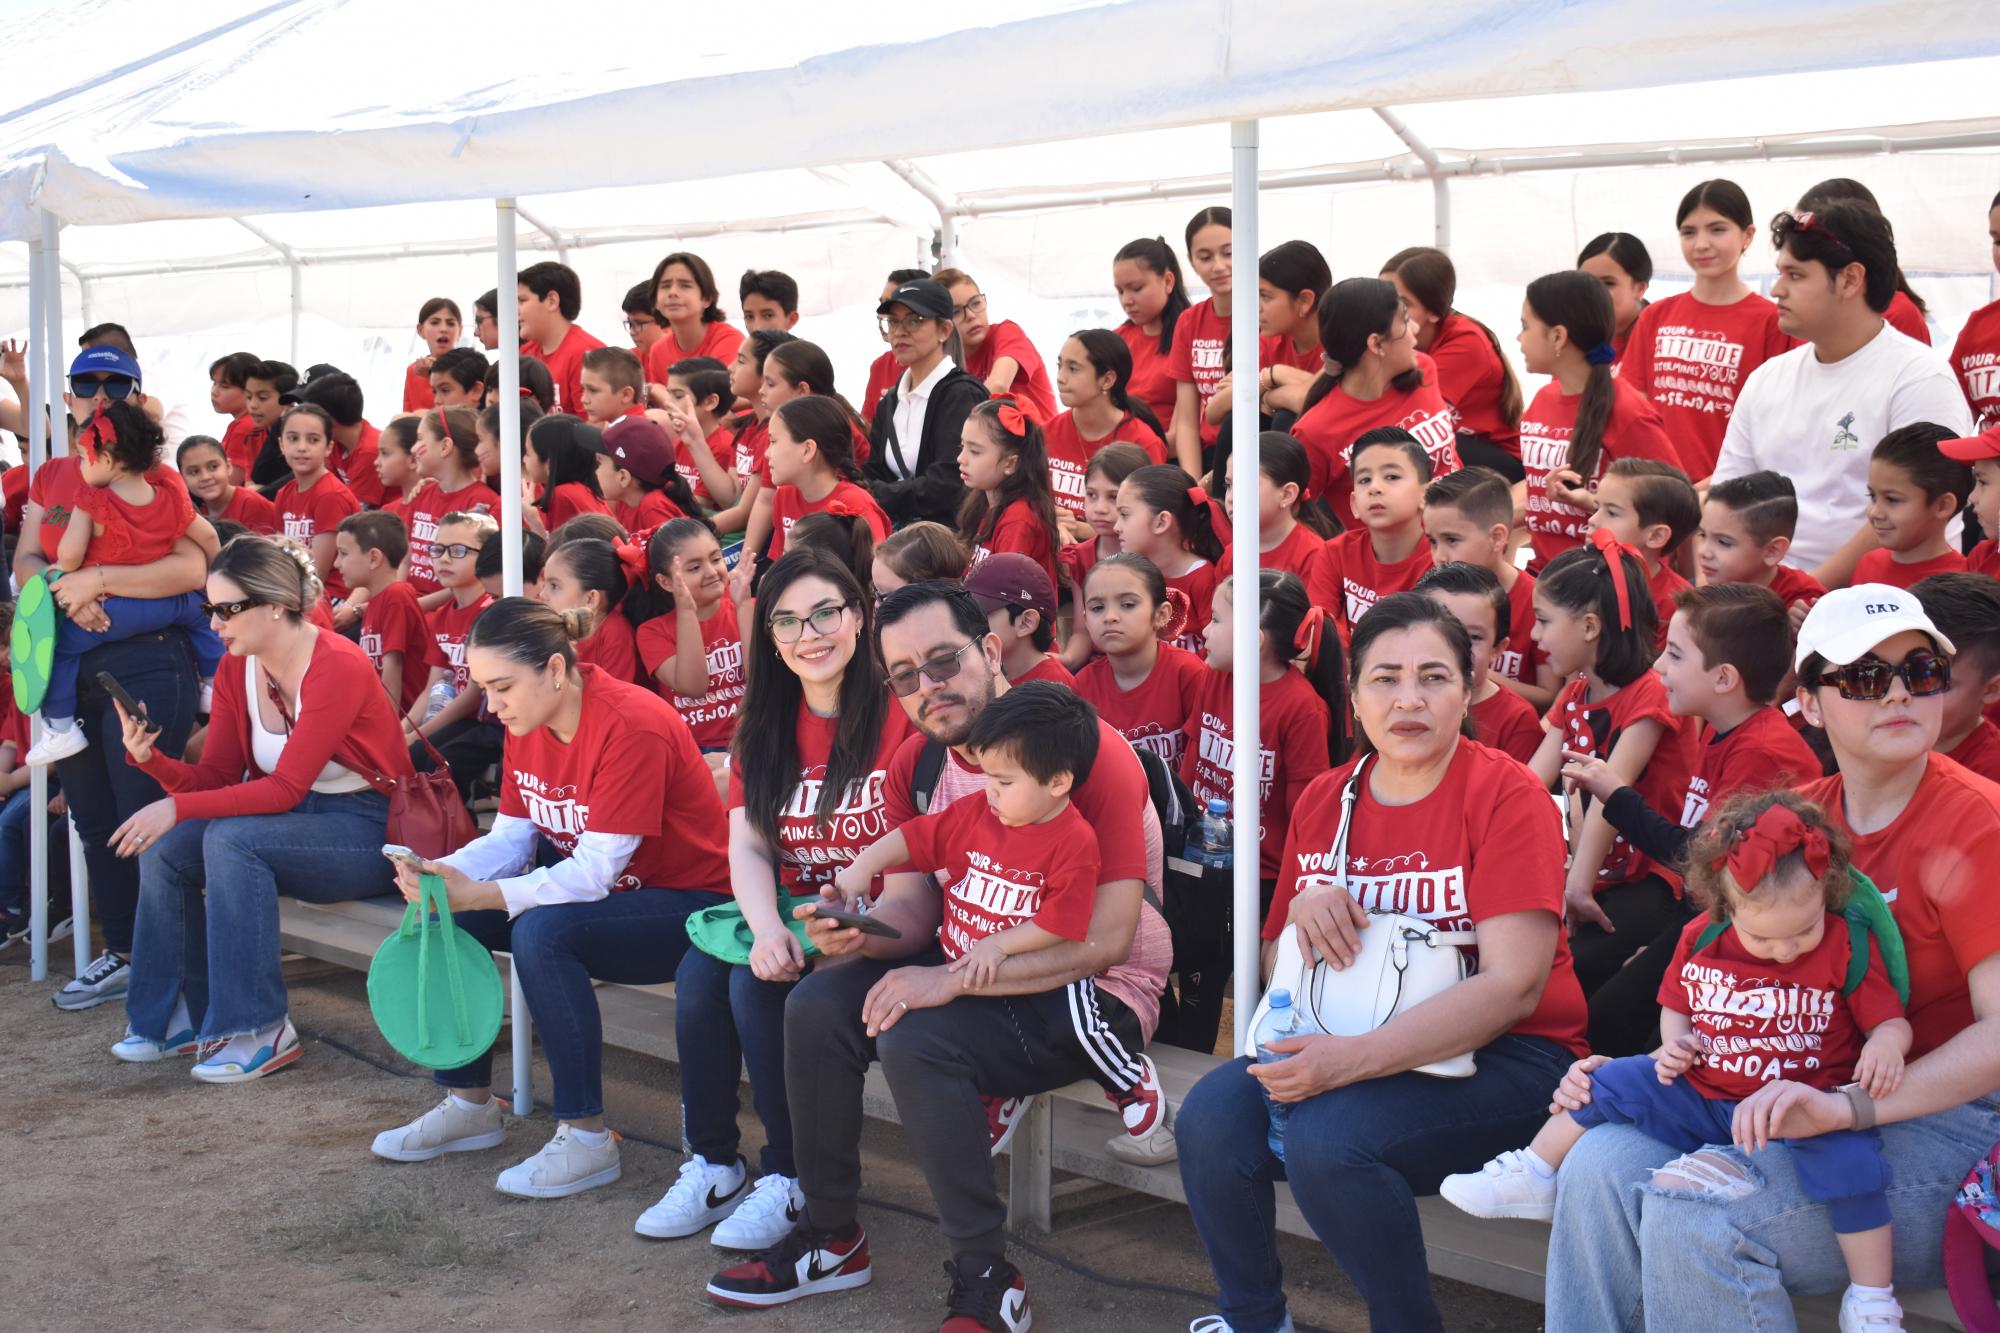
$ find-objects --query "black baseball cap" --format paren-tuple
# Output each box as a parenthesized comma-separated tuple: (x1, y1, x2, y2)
(876, 278, 953, 322)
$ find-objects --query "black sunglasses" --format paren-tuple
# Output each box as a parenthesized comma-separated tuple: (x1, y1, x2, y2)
(1810, 650, 1950, 701)
(886, 641, 978, 698)
(69, 374, 137, 401)
(202, 597, 263, 621)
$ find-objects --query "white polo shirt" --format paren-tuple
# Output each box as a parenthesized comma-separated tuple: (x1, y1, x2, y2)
(884, 356, 956, 481)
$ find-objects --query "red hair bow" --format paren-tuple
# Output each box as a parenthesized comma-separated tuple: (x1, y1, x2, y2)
(77, 402, 116, 462)
(988, 394, 1027, 438)
(1185, 483, 1232, 546)
(1159, 586, 1193, 644)
(612, 538, 650, 587)
(1293, 604, 1327, 670)
(1588, 526, 1642, 632)
(825, 499, 855, 517)
(1723, 803, 1831, 893)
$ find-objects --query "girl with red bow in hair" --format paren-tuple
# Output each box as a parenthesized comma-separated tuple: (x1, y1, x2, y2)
(1443, 790, 1912, 1333)
(1114, 463, 1230, 655)
(955, 397, 1063, 595)
(1217, 432, 1331, 582)
(761, 396, 889, 563)
(536, 536, 645, 685)
(1073, 553, 1207, 773)
(1057, 441, 1153, 670)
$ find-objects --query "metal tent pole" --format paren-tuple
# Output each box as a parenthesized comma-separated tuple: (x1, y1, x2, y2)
(496, 197, 532, 1117)
(24, 216, 47, 982)
(42, 213, 89, 976)
(1229, 122, 1263, 1056)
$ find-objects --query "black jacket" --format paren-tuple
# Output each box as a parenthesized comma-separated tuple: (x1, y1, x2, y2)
(864, 366, 987, 528)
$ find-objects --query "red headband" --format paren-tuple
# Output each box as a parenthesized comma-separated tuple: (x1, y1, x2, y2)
(1293, 604, 1327, 670)
(988, 394, 1027, 438)
(1722, 803, 1831, 892)
(612, 538, 649, 588)
(1588, 526, 1641, 632)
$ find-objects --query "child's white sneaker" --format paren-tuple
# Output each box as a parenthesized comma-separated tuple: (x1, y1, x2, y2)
(24, 724, 86, 767)
(1839, 1286, 1904, 1331)
(1438, 1149, 1558, 1221)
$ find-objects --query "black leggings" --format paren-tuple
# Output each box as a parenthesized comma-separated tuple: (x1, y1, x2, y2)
(1570, 874, 1691, 1057)
(1454, 434, 1526, 484)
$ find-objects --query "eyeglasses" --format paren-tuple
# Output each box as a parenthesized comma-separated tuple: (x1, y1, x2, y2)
(886, 640, 978, 697)
(69, 375, 136, 401)
(1809, 650, 1950, 701)
(621, 317, 658, 332)
(203, 597, 263, 621)
(877, 314, 931, 337)
(429, 542, 484, 560)
(951, 294, 987, 320)
(768, 602, 854, 645)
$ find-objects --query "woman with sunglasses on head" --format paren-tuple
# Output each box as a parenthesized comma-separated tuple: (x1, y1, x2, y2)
(1545, 583, 2000, 1332)
(647, 549, 914, 1250)
(106, 536, 413, 1081)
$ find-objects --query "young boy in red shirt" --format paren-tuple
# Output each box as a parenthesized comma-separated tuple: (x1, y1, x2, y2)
(518, 261, 605, 418)
(738, 269, 802, 333)
(1695, 471, 1826, 615)
(428, 348, 490, 413)
(661, 356, 738, 508)
(1939, 424, 2000, 577)
(592, 416, 692, 532)
(578, 346, 648, 427)
(1587, 457, 1699, 648)
(301, 371, 387, 507)
(335, 511, 430, 716)
(1851, 423, 1971, 589)
(209, 351, 262, 483)
(1308, 428, 1434, 638)
(1911, 573, 2000, 782)
(1423, 465, 1559, 711)
(1416, 562, 1542, 764)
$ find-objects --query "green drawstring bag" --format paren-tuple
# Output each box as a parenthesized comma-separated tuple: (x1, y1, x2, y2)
(368, 872, 505, 1070)
(686, 894, 823, 966)
(12, 573, 56, 714)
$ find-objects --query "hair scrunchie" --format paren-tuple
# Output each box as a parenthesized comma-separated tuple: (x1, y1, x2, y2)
(1585, 343, 1619, 367)
(1293, 604, 1327, 670)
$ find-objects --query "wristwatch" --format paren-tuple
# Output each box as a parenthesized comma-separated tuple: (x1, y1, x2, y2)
(1836, 1081, 1877, 1131)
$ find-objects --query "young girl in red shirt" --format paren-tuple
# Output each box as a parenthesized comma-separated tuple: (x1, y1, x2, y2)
(371, 417, 421, 527)
(762, 396, 890, 562)
(1576, 232, 1655, 356)
(538, 536, 644, 685)
(936, 268, 1057, 424)
(272, 404, 362, 603)
(1381, 246, 1525, 481)
(1217, 432, 1332, 582)
(1047, 329, 1169, 539)
(1073, 554, 1207, 771)
(1115, 463, 1229, 655)
(406, 405, 501, 600)
(525, 415, 612, 537)
(1307, 428, 1435, 638)
(178, 435, 278, 534)
(1113, 237, 1190, 431)
(1235, 240, 1332, 423)
(705, 329, 796, 544)
(1059, 442, 1153, 670)
(1167, 206, 1234, 477)
(956, 398, 1062, 594)
(631, 518, 744, 752)
(402, 297, 462, 412)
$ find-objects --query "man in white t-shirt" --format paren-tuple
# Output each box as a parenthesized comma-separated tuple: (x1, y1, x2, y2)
(1712, 202, 1970, 585)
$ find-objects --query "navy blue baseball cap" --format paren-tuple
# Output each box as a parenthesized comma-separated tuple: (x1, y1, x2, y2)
(68, 344, 141, 387)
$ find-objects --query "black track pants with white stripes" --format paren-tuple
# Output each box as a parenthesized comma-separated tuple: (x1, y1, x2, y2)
(786, 946, 1145, 1261)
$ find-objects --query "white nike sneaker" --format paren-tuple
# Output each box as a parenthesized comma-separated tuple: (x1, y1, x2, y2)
(1190, 1315, 1294, 1333)
(1438, 1149, 1558, 1221)
(371, 1094, 507, 1162)
(1839, 1287, 1905, 1332)
(494, 1125, 621, 1199)
(635, 1154, 748, 1239)
(711, 1172, 803, 1250)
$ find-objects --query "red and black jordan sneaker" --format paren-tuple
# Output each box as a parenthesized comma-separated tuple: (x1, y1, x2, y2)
(938, 1255, 1031, 1332)
(705, 1219, 871, 1308)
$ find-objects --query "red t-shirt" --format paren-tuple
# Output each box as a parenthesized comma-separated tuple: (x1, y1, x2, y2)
(424, 593, 493, 693)
(634, 600, 745, 749)
(1851, 547, 1967, 590)
(1073, 642, 1206, 770)
(221, 413, 263, 477)
(1259, 332, 1323, 375)
(1058, 536, 1107, 606)
(861, 349, 900, 427)
(1492, 568, 1547, 686)
(1181, 666, 1332, 879)
(1950, 298, 2000, 429)
(360, 580, 432, 714)
(669, 426, 729, 507)
(1647, 562, 1692, 651)
(971, 497, 1059, 595)
(1290, 356, 1460, 528)
(1219, 521, 1324, 583)
(30, 457, 191, 565)
(1164, 561, 1223, 656)
(0, 690, 27, 753)
(403, 479, 500, 595)
(1428, 312, 1518, 449)
(1520, 378, 1680, 571)
(614, 489, 681, 535)
(1886, 291, 1931, 346)
(274, 473, 361, 600)
(1263, 738, 1589, 1056)
(542, 481, 610, 532)
(402, 361, 435, 414)
(74, 472, 197, 566)
(901, 799, 1099, 960)
(726, 699, 916, 896)
(645, 321, 746, 385)
(214, 484, 280, 534)
(1307, 529, 1434, 638)
(1679, 706, 1821, 828)
(500, 665, 729, 893)
(732, 417, 769, 492)
(964, 320, 1056, 425)
(1009, 654, 1075, 688)
(524, 324, 607, 418)
(575, 610, 642, 685)
(1966, 540, 2000, 580)
(1469, 687, 1543, 764)
(1945, 719, 2000, 785)
(1043, 410, 1166, 520)
(1118, 321, 1179, 431)
(1618, 292, 1795, 479)
(332, 421, 388, 507)
(1659, 913, 1903, 1099)
(767, 480, 891, 560)
(1767, 563, 1828, 612)
(1545, 671, 1694, 888)
(1167, 298, 1230, 448)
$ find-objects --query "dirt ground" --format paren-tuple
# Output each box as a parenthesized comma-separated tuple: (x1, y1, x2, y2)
(1, 946, 1546, 1333)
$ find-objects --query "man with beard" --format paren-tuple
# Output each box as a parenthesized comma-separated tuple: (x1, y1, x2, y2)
(704, 581, 1172, 1332)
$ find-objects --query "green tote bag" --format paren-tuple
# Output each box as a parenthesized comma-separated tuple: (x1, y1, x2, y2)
(368, 873, 505, 1070)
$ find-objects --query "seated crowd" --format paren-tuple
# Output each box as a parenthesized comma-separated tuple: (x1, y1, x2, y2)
(7, 177, 2000, 1333)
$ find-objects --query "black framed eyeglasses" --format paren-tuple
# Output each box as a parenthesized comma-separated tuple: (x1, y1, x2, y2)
(768, 602, 854, 645)
(621, 316, 658, 332)
(950, 294, 987, 320)
(1810, 650, 1950, 701)
(886, 641, 978, 697)
(202, 597, 263, 621)
(69, 374, 136, 401)
(428, 542, 483, 560)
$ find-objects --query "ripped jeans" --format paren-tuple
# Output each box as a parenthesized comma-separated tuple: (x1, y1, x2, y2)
(1546, 1093, 2000, 1331)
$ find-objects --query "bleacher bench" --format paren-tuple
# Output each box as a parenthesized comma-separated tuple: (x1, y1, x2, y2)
(277, 895, 1966, 1332)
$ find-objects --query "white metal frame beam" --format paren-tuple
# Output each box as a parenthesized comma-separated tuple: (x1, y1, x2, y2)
(1374, 105, 1452, 251)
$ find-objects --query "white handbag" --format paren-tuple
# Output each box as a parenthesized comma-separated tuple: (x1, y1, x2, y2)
(1248, 754, 1481, 1079)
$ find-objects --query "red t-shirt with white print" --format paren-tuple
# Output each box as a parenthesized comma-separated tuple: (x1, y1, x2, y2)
(1263, 737, 1588, 1056)
(360, 579, 431, 713)
(1469, 687, 1543, 764)
(499, 665, 729, 893)
(1289, 354, 1460, 529)
(1167, 298, 1230, 448)
(1043, 409, 1166, 520)
(403, 479, 500, 595)
(901, 799, 1099, 960)
(1427, 312, 1518, 450)
(1520, 377, 1679, 572)
(1117, 321, 1179, 432)
(1659, 913, 1903, 1099)
(1618, 292, 1795, 480)
(1164, 561, 1222, 656)
(963, 320, 1057, 425)
(1491, 567, 1547, 686)
(1678, 706, 1820, 829)
(1306, 528, 1433, 639)
(1950, 298, 2000, 430)
(274, 472, 361, 599)
(1544, 671, 1694, 888)
(767, 480, 892, 561)
(1180, 666, 1332, 879)
(1218, 521, 1324, 583)
(635, 600, 745, 749)
(1074, 642, 1206, 771)
(423, 593, 492, 694)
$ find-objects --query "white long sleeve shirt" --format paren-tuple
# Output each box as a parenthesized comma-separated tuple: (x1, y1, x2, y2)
(439, 813, 642, 917)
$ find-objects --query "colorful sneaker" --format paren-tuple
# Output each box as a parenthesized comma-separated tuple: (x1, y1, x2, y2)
(1438, 1149, 1558, 1221)
(939, 1255, 1032, 1332)
(371, 1094, 507, 1162)
(190, 1018, 302, 1084)
(1104, 1055, 1177, 1164)
(711, 1172, 804, 1250)
(634, 1154, 747, 1239)
(52, 951, 129, 1011)
(111, 1025, 200, 1062)
(706, 1220, 871, 1308)
(1839, 1287, 1905, 1332)
(494, 1125, 621, 1199)
(23, 724, 86, 767)
(985, 1095, 1030, 1157)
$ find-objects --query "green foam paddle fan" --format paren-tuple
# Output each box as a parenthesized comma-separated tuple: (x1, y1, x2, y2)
(11, 572, 56, 715)
(367, 872, 505, 1070)
(686, 894, 823, 967)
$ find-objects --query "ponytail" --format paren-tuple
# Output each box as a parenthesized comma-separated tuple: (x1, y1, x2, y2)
(1123, 463, 1226, 563)
(1114, 237, 1191, 356)
(1302, 277, 1421, 415)
(772, 396, 863, 483)
(1259, 569, 1350, 765)
(1070, 328, 1168, 446)
(1525, 271, 1620, 483)
(1252, 430, 1337, 537)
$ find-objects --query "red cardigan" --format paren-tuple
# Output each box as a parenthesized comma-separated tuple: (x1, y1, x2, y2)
(139, 630, 416, 821)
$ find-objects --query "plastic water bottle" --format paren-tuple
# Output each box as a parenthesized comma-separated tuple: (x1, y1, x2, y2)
(1190, 798, 1233, 870)
(1256, 988, 1302, 1161)
(422, 681, 456, 723)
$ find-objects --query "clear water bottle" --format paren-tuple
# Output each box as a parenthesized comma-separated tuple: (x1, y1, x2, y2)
(422, 681, 456, 723)
(1190, 798, 1232, 870)
(1256, 988, 1301, 1161)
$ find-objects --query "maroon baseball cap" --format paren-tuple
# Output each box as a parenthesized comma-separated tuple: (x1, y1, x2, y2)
(601, 415, 675, 487)
(964, 553, 1055, 621)
(1940, 424, 2000, 463)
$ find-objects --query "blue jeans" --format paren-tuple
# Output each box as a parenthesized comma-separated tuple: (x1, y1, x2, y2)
(675, 946, 798, 1176)
(49, 591, 222, 720)
(53, 631, 199, 954)
(1177, 1034, 1574, 1333)
(0, 781, 68, 916)
(126, 789, 393, 1039)
(436, 887, 727, 1122)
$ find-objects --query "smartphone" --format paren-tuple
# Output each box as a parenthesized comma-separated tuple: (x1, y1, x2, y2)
(96, 673, 160, 732)
(804, 904, 903, 939)
(382, 844, 428, 874)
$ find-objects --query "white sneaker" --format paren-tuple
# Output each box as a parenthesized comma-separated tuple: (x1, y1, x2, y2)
(1438, 1149, 1558, 1221)
(371, 1094, 507, 1162)
(711, 1172, 804, 1250)
(635, 1154, 748, 1238)
(1190, 1316, 1294, 1333)
(24, 724, 86, 767)
(495, 1125, 621, 1199)
(1107, 1109, 1179, 1167)
(1840, 1288, 1905, 1332)
(52, 951, 129, 1010)
(112, 996, 200, 1062)
(190, 1018, 302, 1083)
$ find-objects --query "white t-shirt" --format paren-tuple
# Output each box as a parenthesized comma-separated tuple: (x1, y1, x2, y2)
(1712, 323, 1971, 569)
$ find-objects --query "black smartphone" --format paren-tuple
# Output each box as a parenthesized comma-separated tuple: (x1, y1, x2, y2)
(96, 673, 160, 732)
(803, 904, 903, 939)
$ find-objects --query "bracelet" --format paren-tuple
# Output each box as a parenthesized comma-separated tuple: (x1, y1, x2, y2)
(1838, 1081, 1876, 1131)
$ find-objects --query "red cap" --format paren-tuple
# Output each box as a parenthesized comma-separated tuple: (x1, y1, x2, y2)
(963, 553, 1055, 621)
(1940, 424, 2000, 463)
(601, 416, 675, 487)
